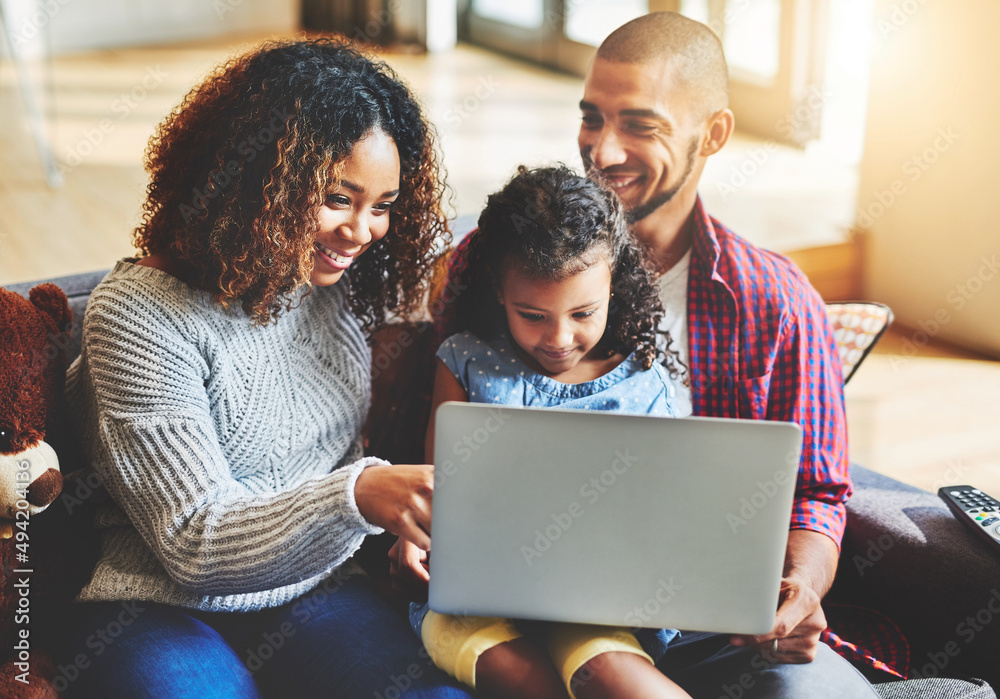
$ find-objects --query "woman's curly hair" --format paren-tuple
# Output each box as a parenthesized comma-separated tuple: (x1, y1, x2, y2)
(452, 165, 663, 369)
(133, 37, 448, 329)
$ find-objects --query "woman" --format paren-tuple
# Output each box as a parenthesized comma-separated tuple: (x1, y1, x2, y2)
(61, 39, 469, 698)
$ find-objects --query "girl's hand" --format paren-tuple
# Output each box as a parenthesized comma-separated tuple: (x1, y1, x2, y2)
(354, 463, 433, 551)
(389, 536, 431, 600)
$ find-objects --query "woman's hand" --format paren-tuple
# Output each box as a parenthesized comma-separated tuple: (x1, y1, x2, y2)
(389, 536, 430, 600)
(354, 463, 433, 551)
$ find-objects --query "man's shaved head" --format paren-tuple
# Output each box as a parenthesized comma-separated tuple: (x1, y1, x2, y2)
(596, 12, 728, 118)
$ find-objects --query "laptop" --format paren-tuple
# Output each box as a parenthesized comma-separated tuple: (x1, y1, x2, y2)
(428, 402, 802, 635)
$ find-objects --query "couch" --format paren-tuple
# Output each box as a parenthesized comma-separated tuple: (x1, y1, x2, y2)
(7, 269, 999, 699)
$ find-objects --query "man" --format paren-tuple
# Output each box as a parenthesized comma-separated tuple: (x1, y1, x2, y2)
(568, 12, 878, 697)
(410, 12, 878, 697)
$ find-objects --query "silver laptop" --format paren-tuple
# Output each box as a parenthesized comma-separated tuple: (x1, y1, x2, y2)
(428, 402, 802, 635)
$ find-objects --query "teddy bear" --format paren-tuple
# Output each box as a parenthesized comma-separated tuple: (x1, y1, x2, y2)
(0, 285, 68, 534)
(0, 284, 75, 698)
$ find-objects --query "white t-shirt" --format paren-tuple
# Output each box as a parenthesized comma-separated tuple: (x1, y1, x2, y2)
(655, 249, 693, 418)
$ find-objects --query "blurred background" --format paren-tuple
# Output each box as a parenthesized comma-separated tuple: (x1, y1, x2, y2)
(1, 0, 997, 494)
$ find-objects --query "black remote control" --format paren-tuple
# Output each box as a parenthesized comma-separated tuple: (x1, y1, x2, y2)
(938, 486, 1000, 553)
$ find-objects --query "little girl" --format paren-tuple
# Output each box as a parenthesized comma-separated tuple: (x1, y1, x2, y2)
(394, 165, 692, 698)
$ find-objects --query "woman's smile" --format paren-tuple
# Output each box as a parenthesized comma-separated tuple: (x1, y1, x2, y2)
(314, 240, 357, 270)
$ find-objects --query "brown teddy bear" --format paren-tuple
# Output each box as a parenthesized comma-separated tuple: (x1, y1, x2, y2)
(0, 285, 68, 528)
(0, 284, 74, 698)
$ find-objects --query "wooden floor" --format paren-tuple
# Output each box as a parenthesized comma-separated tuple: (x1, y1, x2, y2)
(2, 32, 998, 498)
(848, 329, 1000, 496)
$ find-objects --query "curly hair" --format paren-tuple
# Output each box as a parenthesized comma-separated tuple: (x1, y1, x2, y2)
(452, 165, 663, 369)
(133, 37, 448, 329)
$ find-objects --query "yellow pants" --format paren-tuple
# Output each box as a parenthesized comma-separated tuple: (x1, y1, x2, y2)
(420, 610, 653, 697)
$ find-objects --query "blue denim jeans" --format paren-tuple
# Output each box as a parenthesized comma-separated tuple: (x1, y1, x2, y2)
(54, 575, 472, 698)
(655, 630, 881, 699)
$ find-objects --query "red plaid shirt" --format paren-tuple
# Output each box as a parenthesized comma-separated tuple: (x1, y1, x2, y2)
(684, 198, 851, 546)
(438, 197, 851, 546)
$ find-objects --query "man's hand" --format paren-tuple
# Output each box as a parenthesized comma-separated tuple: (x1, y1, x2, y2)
(729, 529, 838, 663)
(354, 463, 433, 551)
(729, 574, 827, 663)
(389, 536, 431, 600)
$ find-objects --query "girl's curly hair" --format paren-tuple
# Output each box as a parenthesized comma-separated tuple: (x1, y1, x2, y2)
(452, 165, 663, 369)
(134, 37, 448, 329)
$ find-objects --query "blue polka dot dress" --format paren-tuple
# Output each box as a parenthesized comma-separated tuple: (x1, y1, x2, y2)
(436, 331, 684, 417)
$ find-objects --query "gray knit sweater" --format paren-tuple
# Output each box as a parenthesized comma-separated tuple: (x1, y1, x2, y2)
(65, 260, 386, 612)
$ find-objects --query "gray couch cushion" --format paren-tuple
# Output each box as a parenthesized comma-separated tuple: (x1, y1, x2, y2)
(838, 466, 1000, 689)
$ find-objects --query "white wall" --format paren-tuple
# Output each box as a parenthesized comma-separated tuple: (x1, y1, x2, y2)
(858, 0, 1000, 357)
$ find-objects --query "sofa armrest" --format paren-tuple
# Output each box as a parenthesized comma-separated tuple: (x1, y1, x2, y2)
(874, 677, 996, 699)
(833, 466, 1000, 686)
